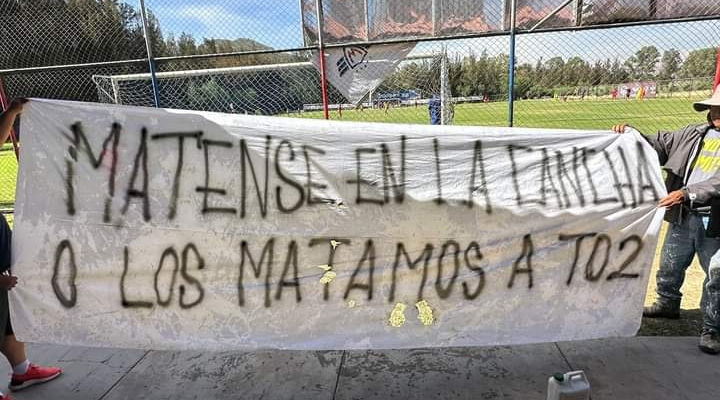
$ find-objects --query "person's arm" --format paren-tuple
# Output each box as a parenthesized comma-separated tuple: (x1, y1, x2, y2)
(612, 123, 672, 165)
(685, 175, 720, 206)
(0, 98, 27, 145)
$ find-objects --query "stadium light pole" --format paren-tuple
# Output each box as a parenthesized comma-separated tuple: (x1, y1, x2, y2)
(139, 0, 161, 108)
(315, 0, 330, 119)
(507, 0, 517, 127)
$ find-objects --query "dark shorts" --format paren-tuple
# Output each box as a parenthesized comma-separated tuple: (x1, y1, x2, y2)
(0, 213, 10, 272)
(0, 213, 12, 337)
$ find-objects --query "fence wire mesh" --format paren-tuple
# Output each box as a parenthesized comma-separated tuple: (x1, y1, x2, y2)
(1, 0, 720, 210)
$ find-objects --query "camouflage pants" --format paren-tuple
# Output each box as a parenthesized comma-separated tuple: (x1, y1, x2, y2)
(657, 214, 720, 332)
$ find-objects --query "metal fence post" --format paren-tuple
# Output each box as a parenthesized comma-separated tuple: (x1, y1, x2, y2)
(507, 0, 517, 127)
(139, 0, 161, 108)
(315, 0, 330, 119)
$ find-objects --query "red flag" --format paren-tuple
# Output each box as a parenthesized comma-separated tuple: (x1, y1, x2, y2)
(714, 47, 720, 91)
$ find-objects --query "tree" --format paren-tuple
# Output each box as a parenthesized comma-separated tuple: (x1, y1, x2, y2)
(177, 33, 198, 56)
(659, 49, 682, 81)
(681, 48, 716, 79)
(624, 46, 659, 80)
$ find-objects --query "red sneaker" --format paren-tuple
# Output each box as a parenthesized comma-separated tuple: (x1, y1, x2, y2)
(9, 363, 62, 391)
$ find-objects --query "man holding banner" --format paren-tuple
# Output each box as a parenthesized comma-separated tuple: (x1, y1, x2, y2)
(0, 100, 62, 399)
(613, 87, 720, 355)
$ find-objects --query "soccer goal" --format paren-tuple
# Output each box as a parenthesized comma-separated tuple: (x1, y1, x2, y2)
(92, 61, 320, 115)
(92, 51, 453, 124)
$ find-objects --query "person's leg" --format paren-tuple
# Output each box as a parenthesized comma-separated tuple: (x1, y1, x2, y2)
(0, 213, 63, 388)
(0, 329, 27, 369)
(3, 319, 61, 391)
(695, 216, 720, 313)
(700, 248, 720, 354)
(645, 218, 696, 317)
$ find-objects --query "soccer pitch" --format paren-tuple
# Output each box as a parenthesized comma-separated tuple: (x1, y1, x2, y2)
(297, 96, 704, 135)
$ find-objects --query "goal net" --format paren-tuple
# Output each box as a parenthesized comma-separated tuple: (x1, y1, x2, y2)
(92, 52, 453, 125)
(92, 61, 321, 115)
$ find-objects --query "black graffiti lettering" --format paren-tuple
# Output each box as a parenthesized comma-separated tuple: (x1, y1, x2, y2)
(465, 140, 492, 213)
(150, 131, 203, 220)
(69, 122, 121, 222)
(239, 239, 274, 307)
(462, 241, 485, 300)
(275, 140, 305, 213)
(435, 240, 460, 299)
(607, 235, 643, 280)
(121, 247, 153, 308)
(556, 150, 585, 208)
(153, 247, 179, 307)
(240, 136, 271, 218)
(601, 150, 628, 207)
(582, 148, 618, 205)
(65, 159, 75, 216)
(51, 240, 77, 308)
(276, 240, 302, 302)
(381, 137, 406, 204)
(389, 243, 432, 302)
(121, 128, 151, 221)
(559, 233, 597, 285)
(509, 145, 544, 206)
(179, 243, 205, 309)
(615, 147, 637, 208)
(303, 145, 333, 205)
(348, 148, 384, 205)
(507, 234, 534, 289)
(196, 139, 237, 214)
(541, 148, 563, 208)
(636, 141, 660, 204)
(578, 148, 600, 205)
(344, 239, 375, 301)
(309, 238, 350, 301)
(585, 234, 611, 281)
(433, 138, 445, 205)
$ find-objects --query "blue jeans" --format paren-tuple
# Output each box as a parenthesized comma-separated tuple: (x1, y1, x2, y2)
(657, 214, 720, 332)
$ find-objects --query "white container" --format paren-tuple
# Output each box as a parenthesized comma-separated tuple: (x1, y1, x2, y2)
(546, 370, 590, 400)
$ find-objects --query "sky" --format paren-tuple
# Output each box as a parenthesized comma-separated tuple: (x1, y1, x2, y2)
(146, 1, 718, 63)
(147, 0, 305, 49)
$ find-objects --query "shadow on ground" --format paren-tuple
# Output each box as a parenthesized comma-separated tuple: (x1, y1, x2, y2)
(638, 309, 703, 336)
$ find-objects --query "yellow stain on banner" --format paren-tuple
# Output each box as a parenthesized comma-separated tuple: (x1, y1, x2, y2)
(348, 300, 356, 308)
(319, 270, 337, 284)
(415, 300, 435, 326)
(388, 303, 407, 327)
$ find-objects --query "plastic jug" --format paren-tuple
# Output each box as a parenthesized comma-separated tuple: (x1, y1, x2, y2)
(546, 370, 590, 400)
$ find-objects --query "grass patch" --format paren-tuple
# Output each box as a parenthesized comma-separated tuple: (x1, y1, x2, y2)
(0, 144, 17, 209)
(292, 97, 705, 134)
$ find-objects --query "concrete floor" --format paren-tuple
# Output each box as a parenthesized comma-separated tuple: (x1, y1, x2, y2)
(0, 337, 717, 400)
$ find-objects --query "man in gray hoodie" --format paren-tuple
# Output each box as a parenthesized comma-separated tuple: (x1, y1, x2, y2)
(613, 87, 720, 355)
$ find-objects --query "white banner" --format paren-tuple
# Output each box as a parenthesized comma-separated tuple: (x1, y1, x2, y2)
(312, 43, 416, 104)
(12, 100, 665, 351)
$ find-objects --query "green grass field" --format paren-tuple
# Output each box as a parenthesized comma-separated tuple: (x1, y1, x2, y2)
(0, 144, 17, 210)
(296, 96, 705, 134)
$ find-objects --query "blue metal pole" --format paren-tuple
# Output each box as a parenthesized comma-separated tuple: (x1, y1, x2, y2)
(139, 0, 161, 108)
(507, 0, 517, 127)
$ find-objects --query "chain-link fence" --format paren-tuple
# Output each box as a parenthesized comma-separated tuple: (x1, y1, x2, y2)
(1, 0, 720, 211)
